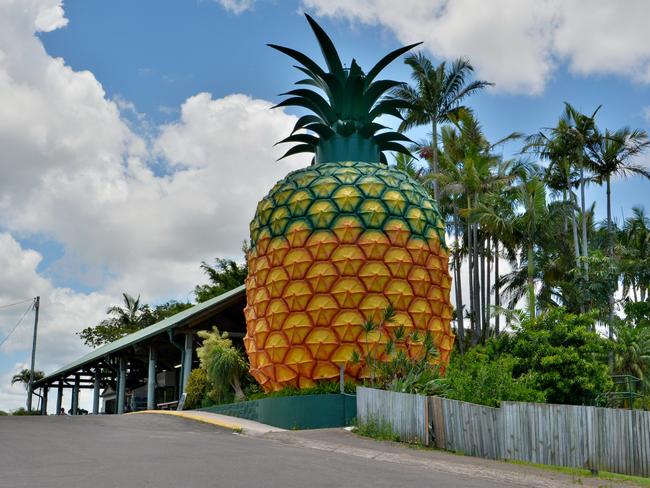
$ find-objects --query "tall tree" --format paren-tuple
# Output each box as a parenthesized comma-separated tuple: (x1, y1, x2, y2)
(588, 127, 650, 256)
(11, 369, 44, 390)
(77, 293, 151, 348)
(392, 54, 492, 201)
(194, 258, 248, 303)
(620, 207, 650, 301)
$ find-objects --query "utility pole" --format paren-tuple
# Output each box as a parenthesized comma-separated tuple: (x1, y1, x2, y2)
(26, 296, 40, 412)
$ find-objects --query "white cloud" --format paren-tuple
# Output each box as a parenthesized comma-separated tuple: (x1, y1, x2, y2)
(302, 0, 650, 94)
(215, 0, 256, 15)
(0, 0, 307, 411)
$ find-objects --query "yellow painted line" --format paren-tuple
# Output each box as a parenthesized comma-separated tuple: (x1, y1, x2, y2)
(128, 410, 243, 431)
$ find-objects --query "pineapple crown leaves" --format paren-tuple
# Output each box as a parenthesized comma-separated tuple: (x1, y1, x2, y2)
(269, 14, 421, 163)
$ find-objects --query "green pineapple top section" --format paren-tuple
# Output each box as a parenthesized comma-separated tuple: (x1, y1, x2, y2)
(270, 14, 420, 165)
(250, 162, 446, 248)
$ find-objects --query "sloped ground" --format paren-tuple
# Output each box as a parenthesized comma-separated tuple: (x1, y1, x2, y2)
(0, 415, 638, 488)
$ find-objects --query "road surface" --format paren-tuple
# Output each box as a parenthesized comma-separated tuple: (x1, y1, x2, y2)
(0, 414, 629, 488)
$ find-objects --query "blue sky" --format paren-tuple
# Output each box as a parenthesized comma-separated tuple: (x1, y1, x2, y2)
(1, 0, 650, 411)
(41, 0, 650, 215)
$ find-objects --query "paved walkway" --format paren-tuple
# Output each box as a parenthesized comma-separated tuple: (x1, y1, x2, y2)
(130, 409, 286, 435)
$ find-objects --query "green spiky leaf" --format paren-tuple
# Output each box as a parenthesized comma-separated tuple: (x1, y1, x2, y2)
(364, 42, 422, 87)
(305, 13, 345, 80)
(278, 143, 315, 161)
(276, 133, 319, 146)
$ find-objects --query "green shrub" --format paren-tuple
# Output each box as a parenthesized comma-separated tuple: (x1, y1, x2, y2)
(248, 380, 356, 400)
(197, 328, 247, 403)
(0, 410, 8, 416)
(11, 408, 41, 416)
(184, 368, 210, 410)
(444, 351, 545, 407)
(354, 416, 400, 442)
(509, 309, 612, 405)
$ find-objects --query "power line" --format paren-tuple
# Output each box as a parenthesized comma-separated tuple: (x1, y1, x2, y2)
(0, 297, 35, 310)
(0, 301, 35, 347)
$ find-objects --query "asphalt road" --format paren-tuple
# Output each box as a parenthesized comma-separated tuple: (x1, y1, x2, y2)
(0, 415, 601, 488)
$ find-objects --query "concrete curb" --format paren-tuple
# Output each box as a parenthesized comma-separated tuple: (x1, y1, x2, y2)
(129, 410, 243, 432)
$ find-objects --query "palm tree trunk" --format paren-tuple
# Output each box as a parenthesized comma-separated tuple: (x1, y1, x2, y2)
(473, 223, 481, 343)
(605, 175, 613, 254)
(486, 238, 491, 339)
(528, 242, 536, 318)
(467, 196, 475, 335)
(562, 190, 568, 234)
(580, 166, 589, 272)
(568, 186, 581, 269)
(494, 237, 500, 335)
(480, 236, 487, 340)
(453, 201, 464, 354)
(606, 175, 615, 369)
(431, 120, 439, 202)
(232, 377, 245, 401)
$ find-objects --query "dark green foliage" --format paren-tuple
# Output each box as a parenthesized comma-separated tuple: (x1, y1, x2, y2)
(624, 301, 650, 328)
(270, 14, 418, 163)
(509, 309, 612, 405)
(184, 368, 210, 410)
(444, 350, 545, 407)
(11, 369, 44, 390)
(194, 259, 247, 303)
(0, 410, 8, 416)
(148, 301, 193, 322)
(77, 293, 149, 348)
(11, 408, 41, 416)
(248, 381, 356, 400)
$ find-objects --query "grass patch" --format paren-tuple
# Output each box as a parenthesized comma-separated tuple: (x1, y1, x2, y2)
(353, 416, 401, 442)
(508, 460, 650, 487)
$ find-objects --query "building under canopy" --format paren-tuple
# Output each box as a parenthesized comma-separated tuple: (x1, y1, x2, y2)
(33, 286, 246, 415)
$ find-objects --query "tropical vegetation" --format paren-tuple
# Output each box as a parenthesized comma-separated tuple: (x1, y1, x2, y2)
(11, 369, 44, 390)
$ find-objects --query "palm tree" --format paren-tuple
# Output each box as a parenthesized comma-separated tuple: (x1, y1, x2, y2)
(612, 321, 650, 390)
(620, 207, 650, 301)
(588, 127, 650, 255)
(525, 125, 581, 269)
(476, 176, 551, 318)
(107, 293, 148, 330)
(392, 54, 492, 201)
(525, 103, 600, 274)
(11, 369, 44, 391)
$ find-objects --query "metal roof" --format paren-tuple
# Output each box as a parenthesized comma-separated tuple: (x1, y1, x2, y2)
(35, 285, 246, 386)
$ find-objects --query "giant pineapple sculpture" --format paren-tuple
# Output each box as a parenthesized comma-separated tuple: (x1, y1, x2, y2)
(244, 15, 454, 391)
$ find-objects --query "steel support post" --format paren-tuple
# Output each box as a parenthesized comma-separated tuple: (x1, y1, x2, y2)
(182, 332, 193, 393)
(92, 369, 100, 414)
(71, 374, 80, 415)
(41, 386, 48, 415)
(56, 383, 63, 415)
(147, 346, 156, 410)
(116, 358, 126, 414)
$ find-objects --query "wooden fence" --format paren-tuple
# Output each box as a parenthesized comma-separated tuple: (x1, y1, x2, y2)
(430, 396, 502, 459)
(356, 387, 650, 477)
(356, 386, 429, 445)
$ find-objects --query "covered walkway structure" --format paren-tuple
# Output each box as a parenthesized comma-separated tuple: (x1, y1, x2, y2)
(33, 286, 246, 415)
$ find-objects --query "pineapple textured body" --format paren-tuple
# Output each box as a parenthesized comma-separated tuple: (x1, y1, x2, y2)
(245, 161, 454, 392)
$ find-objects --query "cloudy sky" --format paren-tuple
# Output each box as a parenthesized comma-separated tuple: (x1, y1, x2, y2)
(1, 0, 650, 412)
